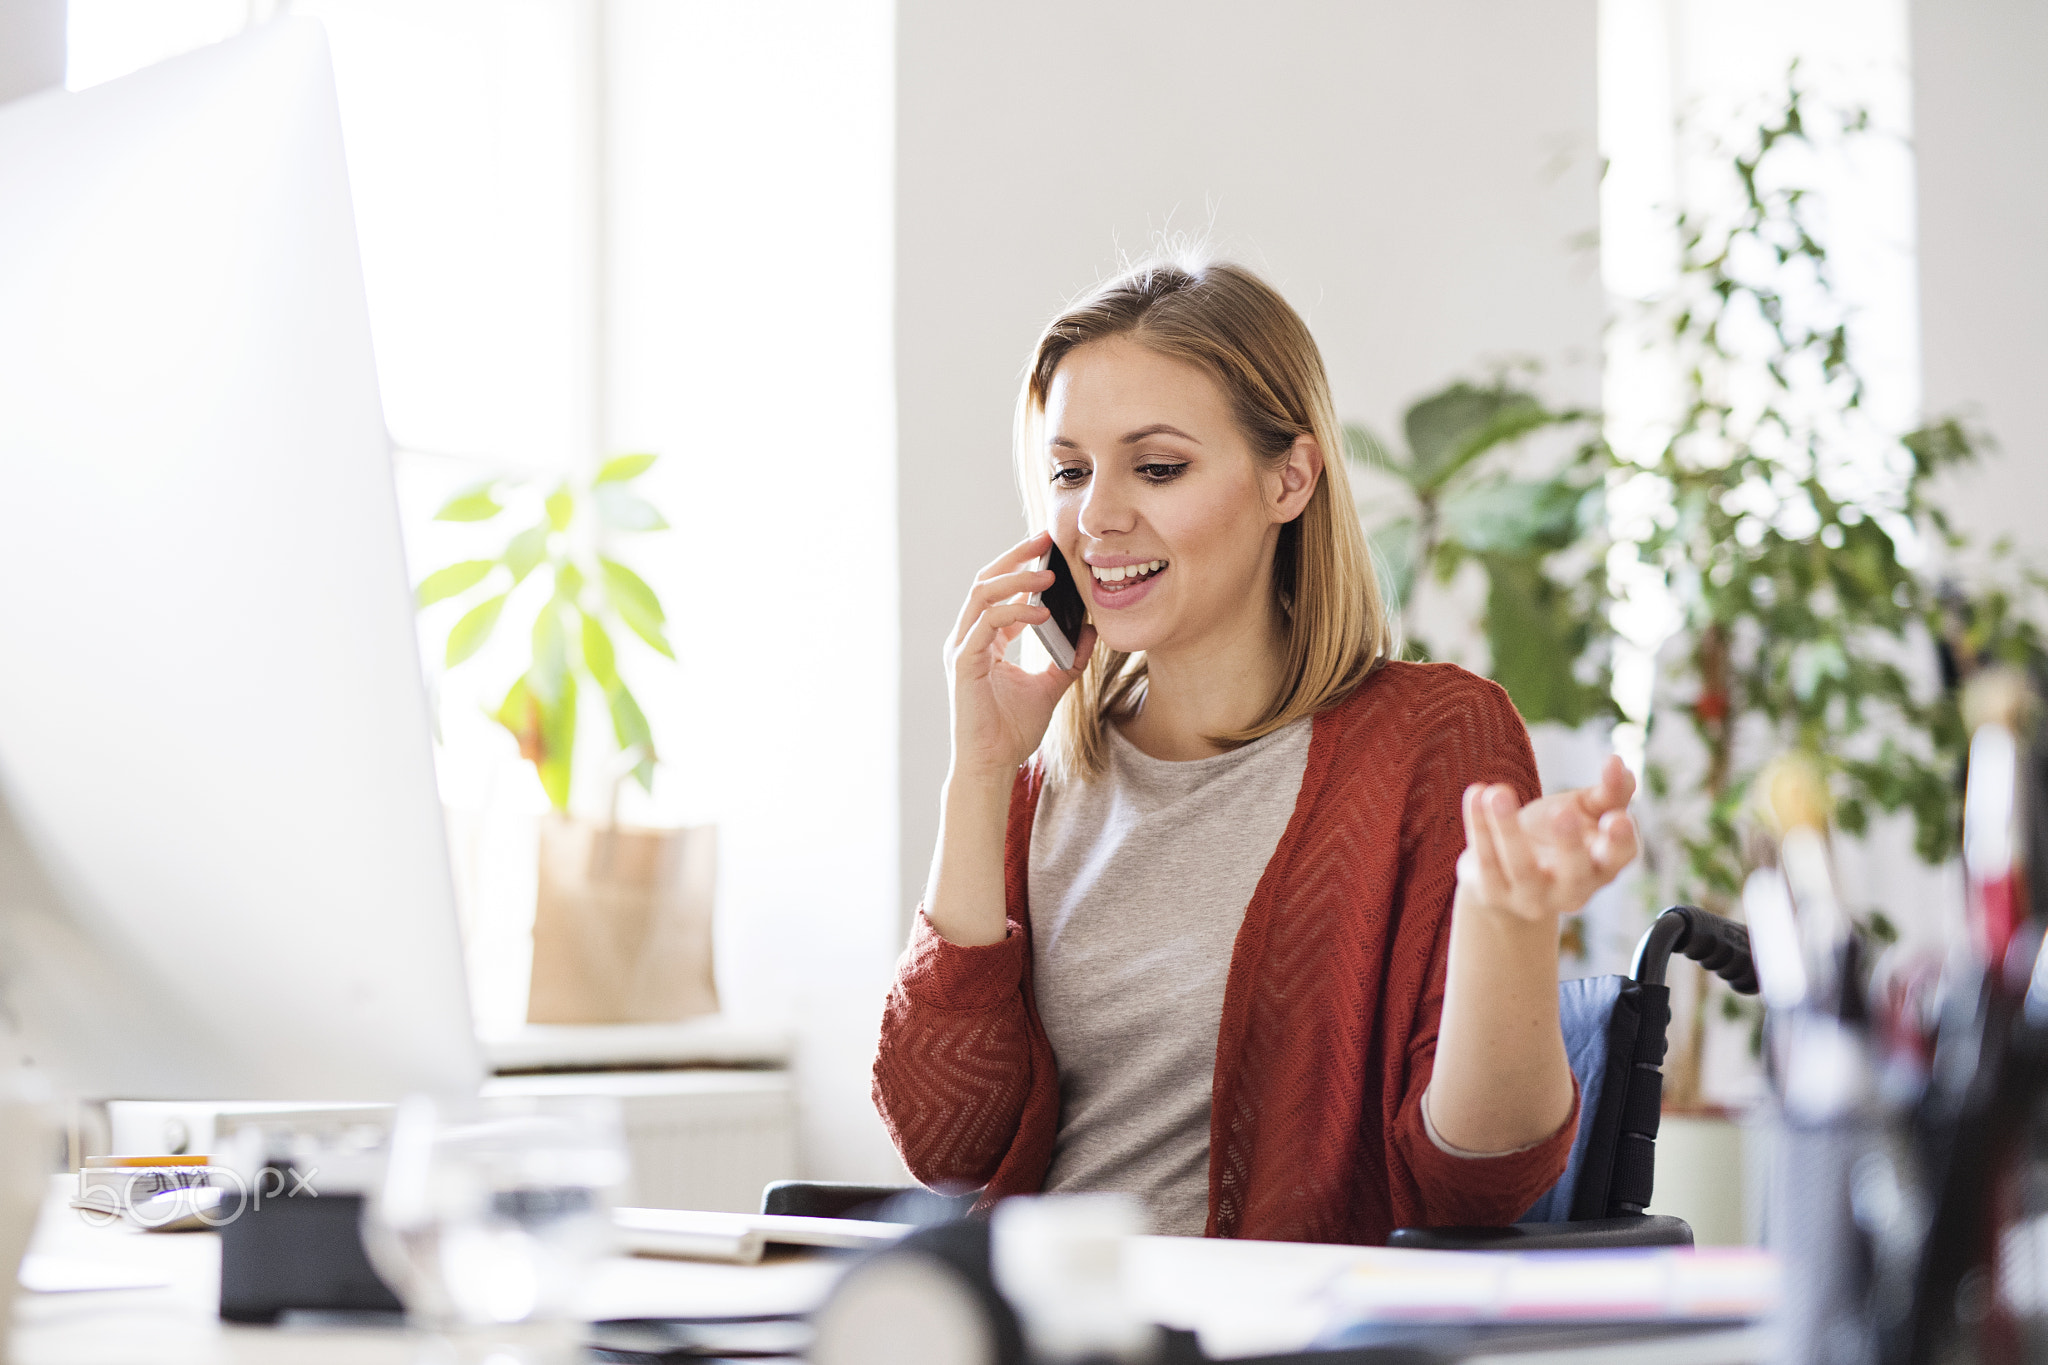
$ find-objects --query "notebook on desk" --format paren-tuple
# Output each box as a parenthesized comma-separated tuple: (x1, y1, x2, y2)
(616, 1207, 912, 1264)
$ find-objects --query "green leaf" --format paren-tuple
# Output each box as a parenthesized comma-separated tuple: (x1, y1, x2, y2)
(1402, 384, 1556, 494)
(1479, 553, 1611, 727)
(415, 560, 495, 608)
(594, 453, 658, 484)
(594, 482, 670, 532)
(1438, 478, 1581, 555)
(608, 679, 654, 756)
(530, 602, 570, 703)
(536, 672, 577, 811)
(600, 557, 675, 658)
(1900, 419, 1978, 478)
(495, 671, 577, 810)
(581, 613, 620, 692)
(546, 483, 575, 532)
(1367, 517, 1419, 610)
(606, 679, 657, 793)
(434, 482, 503, 522)
(494, 675, 540, 755)
(503, 521, 552, 583)
(445, 593, 508, 667)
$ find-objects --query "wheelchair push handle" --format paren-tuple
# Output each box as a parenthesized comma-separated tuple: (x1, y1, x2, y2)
(1632, 905, 1760, 995)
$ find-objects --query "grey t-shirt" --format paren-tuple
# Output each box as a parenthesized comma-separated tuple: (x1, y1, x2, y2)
(1027, 718, 1314, 1235)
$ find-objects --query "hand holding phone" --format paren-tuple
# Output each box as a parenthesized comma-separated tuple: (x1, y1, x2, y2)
(1028, 542, 1087, 671)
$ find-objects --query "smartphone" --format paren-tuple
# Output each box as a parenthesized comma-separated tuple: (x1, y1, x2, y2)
(1029, 542, 1086, 670)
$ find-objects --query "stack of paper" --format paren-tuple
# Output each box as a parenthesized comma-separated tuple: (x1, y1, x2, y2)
(614, 1208, 912, 1265)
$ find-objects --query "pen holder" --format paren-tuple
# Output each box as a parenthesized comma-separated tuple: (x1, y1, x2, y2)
(1769, 1111, 1881, 1365)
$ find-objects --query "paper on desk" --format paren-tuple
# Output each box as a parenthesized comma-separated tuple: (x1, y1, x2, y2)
(1125, 1235, 1368, 1358)
(614, 1208, 911, 1265)
(1120, 1238, 1780, 1360)
(1323, 1246, 1778, 1329)
(18, 1253, 171, 1293)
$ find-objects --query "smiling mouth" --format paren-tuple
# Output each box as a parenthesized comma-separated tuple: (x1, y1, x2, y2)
(1088, 559, 1167, 591)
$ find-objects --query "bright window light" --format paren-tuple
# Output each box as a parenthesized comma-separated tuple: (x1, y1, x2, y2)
(66, 0, 251, 90)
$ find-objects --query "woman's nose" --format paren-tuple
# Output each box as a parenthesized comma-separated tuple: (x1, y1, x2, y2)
(1077, 478, 1137, 539)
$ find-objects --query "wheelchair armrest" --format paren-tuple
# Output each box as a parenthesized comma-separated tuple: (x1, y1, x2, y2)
(1387, 1213, 1694, 1251)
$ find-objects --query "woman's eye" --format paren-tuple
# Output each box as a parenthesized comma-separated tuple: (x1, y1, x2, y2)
(1138, 462, 1188, 482)
(1051, 466, 1089, 487)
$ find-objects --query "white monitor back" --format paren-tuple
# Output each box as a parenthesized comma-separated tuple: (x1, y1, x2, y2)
(0, 20, 483, 1101)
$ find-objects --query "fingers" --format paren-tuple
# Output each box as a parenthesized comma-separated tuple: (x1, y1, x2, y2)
(1591, 809, 1640, 879)
(1481, 785, 1543, 887)
(956, 600, 1049, 669)
(1576, 753, 1637, 818)
(1458, 785, 1523, 900)
(949, 563, 1054, 645)
(973, 530, 1052, 584)
(1067, 624, 1098, 674)
(1461, 784, 1510, 900)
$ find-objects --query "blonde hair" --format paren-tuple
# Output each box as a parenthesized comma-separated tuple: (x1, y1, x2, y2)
(1017, 258, 1392, 782)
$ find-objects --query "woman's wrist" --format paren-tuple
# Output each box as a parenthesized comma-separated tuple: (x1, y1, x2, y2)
(1450, 883, 1564, 942)
(943, 762, 1018, 809)
(923, 767, 1017, 949)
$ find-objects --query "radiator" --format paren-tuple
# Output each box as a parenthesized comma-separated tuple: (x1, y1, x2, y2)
(105, 1068, 798, 1215)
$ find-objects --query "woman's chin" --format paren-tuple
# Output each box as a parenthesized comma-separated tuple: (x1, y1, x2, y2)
(1092, 624, 1163, 658)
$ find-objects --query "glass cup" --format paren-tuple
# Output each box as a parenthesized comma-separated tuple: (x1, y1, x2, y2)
(364, 1093, 628, 1361)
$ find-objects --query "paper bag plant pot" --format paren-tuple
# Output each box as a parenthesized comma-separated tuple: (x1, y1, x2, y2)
(526, 816, 718, 1024)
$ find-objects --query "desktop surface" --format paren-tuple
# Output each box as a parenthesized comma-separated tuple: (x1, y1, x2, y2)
(11, 1175, 1773, 1365)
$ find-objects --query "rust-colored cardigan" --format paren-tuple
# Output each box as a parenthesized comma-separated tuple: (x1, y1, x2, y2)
(872, 661, 1578, 1244)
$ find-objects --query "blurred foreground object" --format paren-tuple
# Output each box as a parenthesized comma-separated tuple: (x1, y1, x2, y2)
(1742, 668, 2048, 1364)
(0, 20, 481, 1099)
(366, 1093, 627, 1357)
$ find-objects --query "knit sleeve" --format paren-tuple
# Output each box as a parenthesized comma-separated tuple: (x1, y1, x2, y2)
(1382, 674, 1579, 1227)
(870, 909, 1036, 1190)
(870, 767, 1045, 1193)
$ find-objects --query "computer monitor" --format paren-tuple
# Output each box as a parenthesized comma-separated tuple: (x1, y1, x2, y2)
(0, 19, 483, 1102)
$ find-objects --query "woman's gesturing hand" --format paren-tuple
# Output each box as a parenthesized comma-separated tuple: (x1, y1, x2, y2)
(944, 531, 1096, 788)
(1456, 754, 1640, 927)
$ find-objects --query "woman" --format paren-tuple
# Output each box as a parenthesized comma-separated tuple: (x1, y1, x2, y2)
(872, 258, 1638, 1245)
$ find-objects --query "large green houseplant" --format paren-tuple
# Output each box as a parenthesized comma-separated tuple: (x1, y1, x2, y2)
(416, 455, 717, 1026)
(1606, 81, 2044, 1096)
(1352, 81, 2048, 1104)
(1346, 381, 1616, 731)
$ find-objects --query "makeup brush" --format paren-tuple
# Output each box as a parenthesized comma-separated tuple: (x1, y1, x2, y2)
(1761, 755, 1854, 1018)
(1963, 668, 2033, 985)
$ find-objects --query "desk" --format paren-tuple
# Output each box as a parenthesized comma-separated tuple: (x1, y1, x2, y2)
(9, 1178, 840, 1364)
(7, 1178, 1774, 1364)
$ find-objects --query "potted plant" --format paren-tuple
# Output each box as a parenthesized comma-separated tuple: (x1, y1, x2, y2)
(1347, 378, 1620, 962)
(415, 454, 717, 1026)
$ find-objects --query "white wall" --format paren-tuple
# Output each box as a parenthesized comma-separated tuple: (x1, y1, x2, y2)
(1913, 0, 2048, 554)
(0, 0, 64, 103)
(604, 0, 904, 1183)
(894, 0, 1604, 925)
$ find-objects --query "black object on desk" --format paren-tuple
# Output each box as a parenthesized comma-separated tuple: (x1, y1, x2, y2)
(215, 1166, 403, 1323)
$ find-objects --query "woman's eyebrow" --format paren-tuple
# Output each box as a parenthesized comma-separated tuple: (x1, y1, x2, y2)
(1120, 423, 1201, 446)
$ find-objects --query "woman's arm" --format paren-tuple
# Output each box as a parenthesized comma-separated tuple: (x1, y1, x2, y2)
(871, 531, 1096, 1187)
(1425, 757, 1639, 1154)
(924, 530, 1094, 947)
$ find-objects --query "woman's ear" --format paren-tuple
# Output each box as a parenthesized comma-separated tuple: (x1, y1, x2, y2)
(1269, 435, 1323, 523)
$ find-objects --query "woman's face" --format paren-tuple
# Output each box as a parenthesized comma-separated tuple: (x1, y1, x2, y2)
(1041, 338, 1316, 661)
